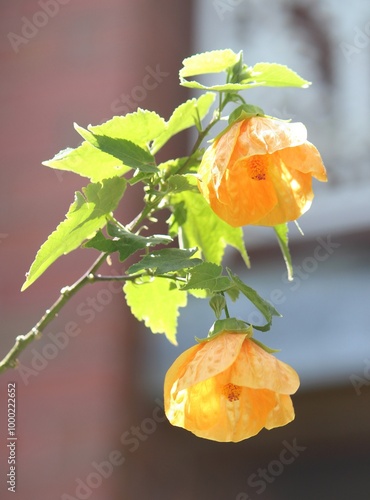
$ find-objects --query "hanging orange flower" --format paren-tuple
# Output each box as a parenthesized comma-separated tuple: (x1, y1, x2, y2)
(164, 330, 300, 442)
(197, 116, 327, 227)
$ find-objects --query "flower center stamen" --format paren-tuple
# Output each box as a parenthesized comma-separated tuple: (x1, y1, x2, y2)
(246, 156, 268, 181)
(222, 383, 242, 402)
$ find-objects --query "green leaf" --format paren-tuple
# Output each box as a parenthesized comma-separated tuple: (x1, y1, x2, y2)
(167, 174, 199, 194)
(87, 110, 166, 149)
(152, 93, 216, 154)
(127, 248, 202, 275)
(106, 222, 172, 261)
(274, 223, 293, 281)
(226, 269, 281, 331)
(74, 124, 157, 173)
(182, 262, 231, 293)
(169, 190, 249, 267)
(83, 230, 118, 253)
(43, 142, 131, 182)
(158, 156, 201, 177)
(244, 62, 311, 88)
(22, 178, 126, 290)
(180, 60, 310, 92)
(179, 49, 239, 78)
(124, 277, 187, 344)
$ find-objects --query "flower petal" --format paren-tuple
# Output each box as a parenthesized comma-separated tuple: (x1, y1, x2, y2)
(212, 155, 278, 226)
(253, 155, 314, 226)
(231, 339, 300, 394)
(164, 343, 203, 416)
(265, 394, 295, 430)
(187, 386, 279, 442)
(278, 142, 327, 181)
(237, 117, 307, 156)
(176, 333, 246, 392)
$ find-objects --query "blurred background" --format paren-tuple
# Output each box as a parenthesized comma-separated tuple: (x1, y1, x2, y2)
(0, 0, 369, 498)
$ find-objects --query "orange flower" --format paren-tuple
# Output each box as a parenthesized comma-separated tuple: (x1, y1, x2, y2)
(164, 331, 300, 442)
(197, 116, 327, 227)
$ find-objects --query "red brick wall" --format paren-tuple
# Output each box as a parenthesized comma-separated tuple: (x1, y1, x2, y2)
(0, 1, 192, 498)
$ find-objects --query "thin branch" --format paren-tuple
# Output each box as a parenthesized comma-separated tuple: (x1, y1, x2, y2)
(0, 252, 108, 373)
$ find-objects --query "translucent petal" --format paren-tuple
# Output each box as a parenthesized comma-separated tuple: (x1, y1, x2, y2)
(187, 386, 279, 442)
(231, 339, 300, 394)
(237, 117, 307, 156)
(277, 142, 327, 181)
(265, 393, 295, 430)
(176, 333, 246, 391)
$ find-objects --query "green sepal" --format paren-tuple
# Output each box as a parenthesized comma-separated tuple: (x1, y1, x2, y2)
(195, 318, 253, 343)
(250, 338, 280, 354)
(228, 104, 265, 125)
(209, 294, 226, 319)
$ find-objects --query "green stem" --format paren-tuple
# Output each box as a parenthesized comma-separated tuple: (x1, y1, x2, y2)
(0, 252, 108, 373)
(221, 291, 230, 318)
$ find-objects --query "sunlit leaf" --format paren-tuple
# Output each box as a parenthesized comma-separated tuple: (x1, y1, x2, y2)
(152, 93, 215, 154)
(74, 123, 157, 173)
(124, 277, 187, 344)
(179, 49, 239, 78)
(169, 190, 249, 267)
(43, 142, 131, 182)
(22, 178, 126, 290)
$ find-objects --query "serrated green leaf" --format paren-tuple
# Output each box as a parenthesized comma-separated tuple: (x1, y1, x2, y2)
(180, 61, 310, 92)
(169, 190, 249, 267)
(152, 93, 216, 154)
(43, 142, 131, 182)
(274, 223, 293, 281)
(74, 124, 157, 173)
(124, 277, 187, 344)
(106, 222, 172, 261)
(182, 262, 231, 293)
(244, 62, 310, 88)
(22, 178, 126, 290)
(226, 269, 281, 331)
(87, 110, 166, 148)
(179, 49, 239, 78)
(127, 248, 202, 275)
